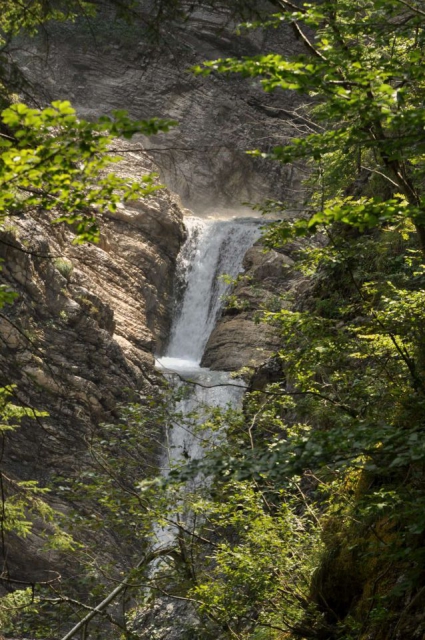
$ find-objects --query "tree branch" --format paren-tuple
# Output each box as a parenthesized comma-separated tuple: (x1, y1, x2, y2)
(59, 547, 176, 640)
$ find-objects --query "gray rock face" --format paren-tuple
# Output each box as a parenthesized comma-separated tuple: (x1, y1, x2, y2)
(9, 1, 307, 384)
(0, 0, 307, 615)
(15, 2, 302, 210)
(0, 146, 185, 585)
(202, 242, 303, 371)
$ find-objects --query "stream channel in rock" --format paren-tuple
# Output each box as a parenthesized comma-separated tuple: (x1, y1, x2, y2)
(154, 211, 262, 549)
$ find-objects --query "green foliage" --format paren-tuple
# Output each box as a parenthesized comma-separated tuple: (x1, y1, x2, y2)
(54, 257, 73, 279)
(175, 221, 425, 637)
(6, 1, 425, 638)
(0, 100, 174, 241)
(63, 396, 172, 546)
(0, 5, 179, 630)
(0, 99, 175, 310)
(0, 0, 96, 41)
(188, 481, 322, 638)
(181, 3, 425, 635)
(0, 257, 18, 309)
(195, 0, 425, 247)
(0, 588, 40, 635)
(0, 386, 77, 559)
(0, 384, 47, 432)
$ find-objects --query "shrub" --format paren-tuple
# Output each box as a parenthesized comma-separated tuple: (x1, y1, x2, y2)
(54, 257, 73, 280)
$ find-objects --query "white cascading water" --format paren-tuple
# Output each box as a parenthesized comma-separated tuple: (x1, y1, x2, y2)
(153, 213, 262, 548)
(161, 216, 262, 367)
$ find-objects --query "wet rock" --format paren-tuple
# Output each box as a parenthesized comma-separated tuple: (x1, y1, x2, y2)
(202, 243, 304, 371)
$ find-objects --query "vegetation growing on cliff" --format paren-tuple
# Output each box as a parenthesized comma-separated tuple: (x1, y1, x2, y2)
(0, 1, 177, 633)
(181, 1, 425, 638)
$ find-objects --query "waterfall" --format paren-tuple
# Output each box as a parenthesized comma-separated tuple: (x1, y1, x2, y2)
(159, 215, 262, 369)
(153, 212, 261, 547)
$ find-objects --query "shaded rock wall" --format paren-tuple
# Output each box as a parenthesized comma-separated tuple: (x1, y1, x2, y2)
(0, 146, 185, 584)
(0, 0, 306, 585)
(202, 240, 305, 371)
(15, 2, 303, 210)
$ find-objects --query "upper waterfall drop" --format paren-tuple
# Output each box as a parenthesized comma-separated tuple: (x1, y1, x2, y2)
(160, 214, 262, 369)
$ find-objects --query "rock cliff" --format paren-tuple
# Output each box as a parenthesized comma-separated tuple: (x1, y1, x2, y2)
(15, 2, 302, 210)
(0, 0, 304, 598)
(9, 2, 305, 382)
(202, 240, 304, 371)
(0, 144, 185, 585)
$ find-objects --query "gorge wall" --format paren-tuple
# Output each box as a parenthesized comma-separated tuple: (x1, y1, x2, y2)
(15, 1, 302, 210)
(2, 5, 423, 640)
(0, 145, 186, 585)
